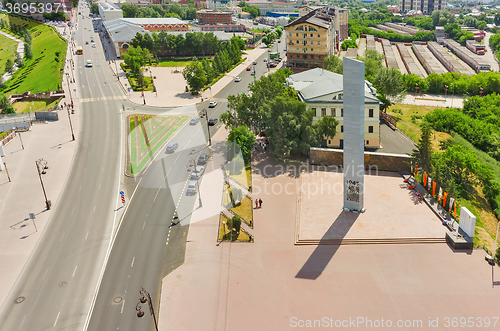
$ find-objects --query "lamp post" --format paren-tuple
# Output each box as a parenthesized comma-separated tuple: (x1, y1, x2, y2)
(444, 84, 448, 102)
(35, 159, 50, 210)
(200, 108, 211, 146)
(141, 76, 146, 105)
(480, 86, 483, 97)
(3, 162, 11, 182)
(13, 127, 24, 150)
(67, 108, 75, 141)
(66, 75, 73, 104)
(135, 287, 159, 331)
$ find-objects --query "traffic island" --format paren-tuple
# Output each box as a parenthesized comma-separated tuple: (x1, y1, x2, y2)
(127, 114, 188, 175)
(218, 213, 253, 242)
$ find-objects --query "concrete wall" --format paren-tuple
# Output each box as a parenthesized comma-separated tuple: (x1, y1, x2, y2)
(310, 147, 411, 172)
(35, 112, 59, 121)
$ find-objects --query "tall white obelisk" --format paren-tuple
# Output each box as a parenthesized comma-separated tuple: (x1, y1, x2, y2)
(343, 58, 365, 212)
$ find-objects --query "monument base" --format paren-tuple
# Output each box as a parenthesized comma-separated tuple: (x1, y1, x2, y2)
(445, 231, 473, 250)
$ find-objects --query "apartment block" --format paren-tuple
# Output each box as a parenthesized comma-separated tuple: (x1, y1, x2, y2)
(399, 0, 446, 14)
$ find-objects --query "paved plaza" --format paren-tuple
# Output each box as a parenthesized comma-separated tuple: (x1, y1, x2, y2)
(296, 170, 445, 244)
(159, 149, 500, 331)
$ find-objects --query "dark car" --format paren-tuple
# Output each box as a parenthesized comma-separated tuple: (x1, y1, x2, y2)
(267, 62, 277, 68)
(198, 154, 209, 164)
(166, 142, 178, 153)
(253, 61, 257, 65)
(208, 118, 218, 126)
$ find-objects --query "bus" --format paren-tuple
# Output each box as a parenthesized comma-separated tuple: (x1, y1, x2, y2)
(269, 52, 279, 59)
(76, 46, 83, 55)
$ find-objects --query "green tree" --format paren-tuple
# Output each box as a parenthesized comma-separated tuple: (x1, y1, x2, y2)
(227, 126, 256, 162)
(182, 61, 207, 92)
(230, 36, 246, 50)
(410, 122, 434, 173)
(373, 67, 405, 111)
(5, 59, 14, 74)
(0, 94, 15, 114)
(15, 53, 24, 68)
(24, 43, 33, 59)
(341, 39, 357, 50)
(122, 2, 139, 17)
(324, 54, 343, 74)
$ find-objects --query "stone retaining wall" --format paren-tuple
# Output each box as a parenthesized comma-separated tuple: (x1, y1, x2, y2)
(310, 147, 411, 172)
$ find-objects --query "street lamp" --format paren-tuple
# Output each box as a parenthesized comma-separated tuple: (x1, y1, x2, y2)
(67, 107, 75, 141)
(13, 127, 24, 150)
(415, 83, 418, 95)
(444, 84, 448, 101)
(35, 159, 51, 210)
(480, 86, 483, 97)
(135, 287, 159, 331)
(200, 108, 211, 146)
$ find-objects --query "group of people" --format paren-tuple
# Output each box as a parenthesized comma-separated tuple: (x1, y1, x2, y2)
(255, 198, 263, 209)
(255, 138, 269, 151)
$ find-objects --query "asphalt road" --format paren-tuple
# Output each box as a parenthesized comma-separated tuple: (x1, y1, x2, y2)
(86, 37, 287, 330)
(0, 4, 125, 330)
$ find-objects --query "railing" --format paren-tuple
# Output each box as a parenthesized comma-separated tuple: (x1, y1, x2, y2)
(380, 111, 397, 128)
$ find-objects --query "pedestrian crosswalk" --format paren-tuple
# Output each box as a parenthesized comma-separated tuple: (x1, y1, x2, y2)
(79, 95, 127, 103)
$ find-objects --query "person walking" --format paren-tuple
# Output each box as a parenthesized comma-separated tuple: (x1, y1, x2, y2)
(259, 198, 262, 208)
(255, 199, 258, 209)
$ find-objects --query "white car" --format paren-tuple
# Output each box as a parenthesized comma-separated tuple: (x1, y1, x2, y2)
(187, 181, 197, 194)
(92, 43, 96, 48)
(190, 166, 205, 180)
(209, 101, 217, 108)
(86, 60, 92, 67)
(234, 77, 241, 82)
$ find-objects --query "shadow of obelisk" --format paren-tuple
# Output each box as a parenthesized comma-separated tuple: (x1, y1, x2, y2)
(343, 58, 365, 212)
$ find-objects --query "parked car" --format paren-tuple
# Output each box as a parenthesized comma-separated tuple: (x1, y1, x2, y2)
(166, 142, 178, 153)
(246, 66, 251, 71)
(190, 166, 205, 180)
(234, 77, 241, 82)
(190, 117, 200, 125)
(92, 43, 96, 48)
(208, 118, 218, 126)
(253, 61, 257, 65)
(264, 58, 267, 62)
(209, 101, 217, 108)
(267, 62, 277, 68)
(86, 60, 93, 67)
(187, 181, 198, 194)
(198, 154, 209, 164)
(85, 41, 89, 44)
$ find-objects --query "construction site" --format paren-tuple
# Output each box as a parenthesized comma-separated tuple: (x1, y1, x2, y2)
(341, 31, 495, 77)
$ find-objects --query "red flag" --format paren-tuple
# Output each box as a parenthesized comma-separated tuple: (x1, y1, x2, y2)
(424, 173, 428, 187)
(432, 182, 436, 197)
(443, 192, 448, 207)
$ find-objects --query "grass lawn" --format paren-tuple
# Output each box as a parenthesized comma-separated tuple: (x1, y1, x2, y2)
(218, 214, 252, 242)
(250, 29, 265, 33)
(0, 130, 13, 140)
(127, 75, 153, 92)
(389, 103, 499, 253)
(0, 13, 67, 94)
(222, 184, 253, 227)
(227, 162, 252, 190)
(0, 33, 17, 75)
(12, 98, 59, 112)
(156, 60, 192, 68)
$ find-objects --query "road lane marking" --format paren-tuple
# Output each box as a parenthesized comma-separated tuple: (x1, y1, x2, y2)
(54, 312, 60, 327)
(72, 266, 78, 277)
(60, 233, 65, 242)
(184, 139, 192, 148)
(84, 168, 86, 174)
(101, 166, 104, 173)
(153, 189, 160, 202)
(121, 300, 125, 314)
(98, 183, 101, 190)
(79, 185, 82, 192)
(131, 257, 135, 267)
(174, 154, 181, 164)
(85, 231, 89, 240)
(142, 222, 146, 230)
(93, 205, 96, 212)
(71, 207, 75, 215)
(42, 268, 49, 280)
(18, 315, 26, 330)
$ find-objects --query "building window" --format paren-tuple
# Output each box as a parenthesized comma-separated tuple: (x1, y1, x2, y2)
(321, 108, 326, 116)
(341, 125, 343, 133)
(341, 108, 344, 117)
(297, 47, 299, 51)
(318, 55, 321, 59)
(310, 40, 314, 44)
(318, 41, 320, 45)
(311, 108, 317, 116)
(310, 33, 313, 37)
(310, 54, 314, 59)
(318, 34, 320, 37)
(289, 54, 292, 58)
(369, 109, 374, 117)
(303, 54, 307, 59)
(311, 48, 313, 51)
(296, 40, 299, 44)
(366, 140, 369, 145)
(309, 26, 317, 32)
(331, 108, 336, 116)
(303, 48, 307, 52)
(296, 33, 298, 36)
(289, 32, 292, 36)
(295, 25, 304, 31)
(338, 94, 343, 100)
(368, 126, 374, 133)
(328, 139, 331, 144)
(302, 33, 307, 38)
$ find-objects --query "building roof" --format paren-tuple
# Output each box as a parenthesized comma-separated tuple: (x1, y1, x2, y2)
(121, 17, 186, 25)
(98, 2, 121, 11)
(286, 68, 380, 103)
(285, 9, 332, 29)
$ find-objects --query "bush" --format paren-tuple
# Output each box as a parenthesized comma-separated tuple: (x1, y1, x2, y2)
(231, 215, 241, 233)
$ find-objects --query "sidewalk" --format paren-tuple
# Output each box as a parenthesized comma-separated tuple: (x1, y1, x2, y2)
(0, 19, 81, 307)
(402, 93, 464, 108)
(0, 30, 24, 83)
(108, 46, 269, 108)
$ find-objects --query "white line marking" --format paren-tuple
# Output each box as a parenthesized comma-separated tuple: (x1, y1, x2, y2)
(184, 139, 192, 148)
(84, 168, 86, 174)
(98, 183, 101, 190)
(101, 167, 104, 173)
(54, 312, 61, 327)
(93, 205, 96, 212)
(60, 233, 65, 241)
(153, 189, 160, 202)
(174, 154, 181, 164)
(85, 231, 89, 240)
(142, 222, 146, 230)
(131, 257, 135, 267)
(42, 268, 49, 280)
(71, 207, 75, 215)
(79, 185, 82, 192)
(72, 266, 78, 277)
(120, 300, 125, 314)
(18, 315, 26, 330)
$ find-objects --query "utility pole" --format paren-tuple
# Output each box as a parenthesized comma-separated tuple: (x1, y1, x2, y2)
(200, 109, 211, 146)
(136, 288, 159, 331)
(66, 75, 73, 104)
(4, 163, 11, 182)
(35, 159, 50, 210)
(67, 108, 75, 141)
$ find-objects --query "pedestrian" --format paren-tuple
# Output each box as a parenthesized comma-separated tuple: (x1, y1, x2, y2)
(259, 198, 262, 208)
(64, 101, 67, 107)
(255, 199, 258, 209)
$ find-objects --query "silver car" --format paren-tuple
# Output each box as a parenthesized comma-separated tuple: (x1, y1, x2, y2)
(187, 181, 197, 194)
(190, 166, 205, 180)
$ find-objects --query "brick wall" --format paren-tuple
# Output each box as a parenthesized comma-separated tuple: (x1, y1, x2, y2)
(310, 148, 411, 172)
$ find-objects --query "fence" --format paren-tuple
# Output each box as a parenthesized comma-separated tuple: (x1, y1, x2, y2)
(380, 111, 397, 128)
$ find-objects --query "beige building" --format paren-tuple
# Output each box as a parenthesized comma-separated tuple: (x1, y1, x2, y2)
(286, 68, 382, 148)
(399, 0, 446, 14)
